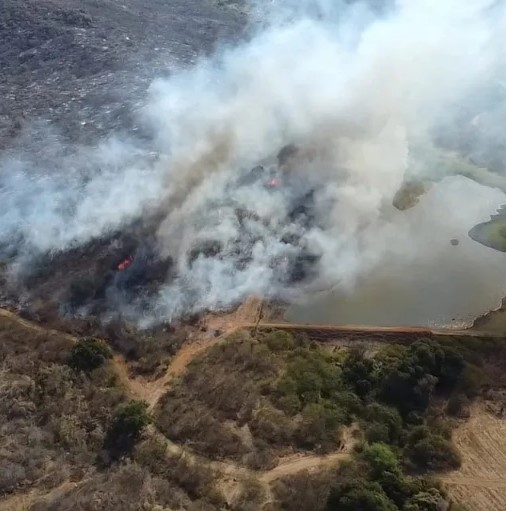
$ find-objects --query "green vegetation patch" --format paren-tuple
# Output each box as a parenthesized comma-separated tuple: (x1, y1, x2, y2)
(469, 219, 506, 252)
(156, 328, 505, 510)
(67, 337, 113, 372)
(156, 330, 504, 472)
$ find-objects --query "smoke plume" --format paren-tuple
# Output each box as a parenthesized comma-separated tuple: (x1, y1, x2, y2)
(2, 0, 506, 325)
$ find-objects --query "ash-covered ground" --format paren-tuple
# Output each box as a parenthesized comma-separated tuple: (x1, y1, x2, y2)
(0, 0, 249, 323)
(2, 0, 506, 333)
(0, 0, 245, 148)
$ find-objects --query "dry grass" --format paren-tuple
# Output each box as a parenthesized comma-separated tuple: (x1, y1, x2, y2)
(443, 402, 506, 511)
(0, 312, 245, 511)
(155, 331, 282, 468)
(0, 314, 125, 503)
(5, 303, 506, 511)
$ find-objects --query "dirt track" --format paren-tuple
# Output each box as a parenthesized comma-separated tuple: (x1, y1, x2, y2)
(2, 304, 506, 507)
(260, 424, 358, 483)
(250, 321, 497, 342)
(0, 305, 354, 499)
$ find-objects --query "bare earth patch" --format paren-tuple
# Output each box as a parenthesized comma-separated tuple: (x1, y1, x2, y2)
(443, 402, 506, 511)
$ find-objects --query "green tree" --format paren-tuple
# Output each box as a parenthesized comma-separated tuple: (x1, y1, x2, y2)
(67, 337, 112, 372)
(104, 400, 151, 459)
(364, 404, 403, 443)
(362, 443, 401, 477)
(326, 481, 398, 511)
(365, 423, 390, 443)
(342, 349, 376, 398)
(405, 431, 461, 471)
(403, 488, 447, 511)
(278, 348, 341, 406)
(110, 400, 151, 439)
(378, 471, 412, 508)
(436, 346, 465, 391)
(296, 402, 344, 449)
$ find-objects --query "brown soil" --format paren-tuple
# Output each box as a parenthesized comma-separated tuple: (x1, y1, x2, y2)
(443, 402, 506, 511)
(261, 424, 358, 483)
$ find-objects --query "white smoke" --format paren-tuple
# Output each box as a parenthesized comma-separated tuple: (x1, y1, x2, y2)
(1, 0, 506, 324)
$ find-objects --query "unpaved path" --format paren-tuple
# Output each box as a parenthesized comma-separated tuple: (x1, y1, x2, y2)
(251, 321, 495, 339)
(0, 308, 76, 342)
(3, 304, 504, 503)
(142, 335, 227, 410)
(262, 423, 358, 483)
(116, 297, 263, 411)
(261, 451, 350, 483)
(138, 297, 263, 410)
(0, 304, 354, 508)
(443, 476, 506, 489)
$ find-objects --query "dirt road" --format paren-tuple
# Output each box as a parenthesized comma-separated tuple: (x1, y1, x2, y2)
(2, 304, 505, 504)
(249, 321, 497, 342)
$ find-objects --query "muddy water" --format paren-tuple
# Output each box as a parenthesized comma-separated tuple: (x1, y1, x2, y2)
(286, 177, 506, 329)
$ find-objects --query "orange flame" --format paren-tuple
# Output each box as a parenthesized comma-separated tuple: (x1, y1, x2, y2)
(118, 256, 133, 271)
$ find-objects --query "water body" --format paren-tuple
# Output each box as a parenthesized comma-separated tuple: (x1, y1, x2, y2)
(286, 176, 506, 328)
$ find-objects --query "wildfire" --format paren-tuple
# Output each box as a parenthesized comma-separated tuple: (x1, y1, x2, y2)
(267, 178, 280, 187)
(117, 255, 133, 271)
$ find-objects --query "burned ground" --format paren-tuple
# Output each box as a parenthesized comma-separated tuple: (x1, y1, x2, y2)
(0, 0, 249, 340)
(0, 157, 321, 335)
(0, 0, 245, 148)
(0, 0, 322, 326)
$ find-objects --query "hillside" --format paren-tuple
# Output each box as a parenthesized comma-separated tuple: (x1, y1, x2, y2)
(0, 0, 244, 148)
(3, 2, 506, 510)
(2, 304, 506, 510)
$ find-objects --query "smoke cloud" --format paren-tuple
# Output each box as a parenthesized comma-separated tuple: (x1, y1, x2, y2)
(2, 0, 506, 326)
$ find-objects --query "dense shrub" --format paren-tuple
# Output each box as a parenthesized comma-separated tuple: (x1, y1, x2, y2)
(0, 321, 124, 497)
(371, 338, 491, 421)
(67, 337, 112, 372)
(405, 427, 461, 471)
(364, 404, 404, 444)
(342, 348, 377, 398)
(361, 443, 401, 478)
(403, 488, 447, 511)
(110, 400, 151, 438)
(296, 402, 344, 450)
(105, 400, 151, 457)
(365, 423, 391, 443)
(273, 471, 332, 511)
(277, 347, 342, 410)
(326, 480, 398, 511)
(264, 330, 295, 352)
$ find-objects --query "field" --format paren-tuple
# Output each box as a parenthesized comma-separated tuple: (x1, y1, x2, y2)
(444, 403, 506, 511)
